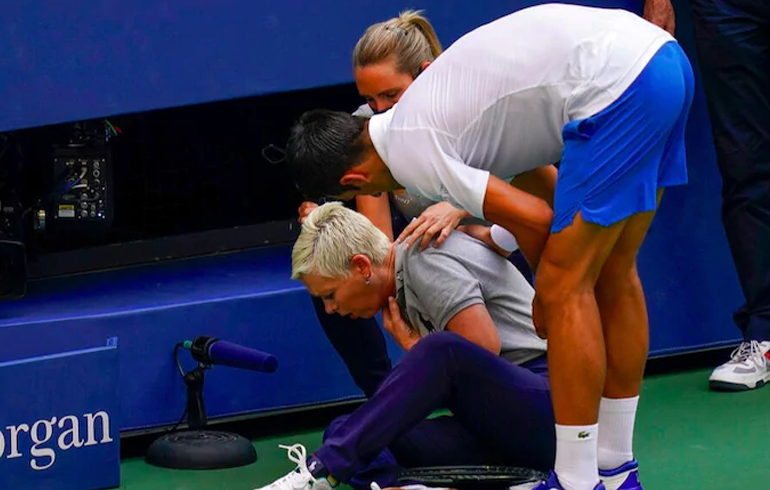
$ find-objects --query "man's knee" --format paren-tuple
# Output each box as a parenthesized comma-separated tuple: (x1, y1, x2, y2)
(534, 213, 627, 307)
(534, 257, 595, 309)
(596, 253, 640, 295)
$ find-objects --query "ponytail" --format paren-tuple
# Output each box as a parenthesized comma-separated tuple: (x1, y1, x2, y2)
(395, 10, 443, 60)
(353, 10, 443, 77)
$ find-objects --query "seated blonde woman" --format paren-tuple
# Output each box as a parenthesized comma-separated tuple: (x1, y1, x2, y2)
(252, 202, 553, 490)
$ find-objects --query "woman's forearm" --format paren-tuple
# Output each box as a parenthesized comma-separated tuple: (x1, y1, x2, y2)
(356, 194, 395, 241)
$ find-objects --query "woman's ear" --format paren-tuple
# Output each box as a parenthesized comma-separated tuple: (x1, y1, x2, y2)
(350, 254, 373, 279)
(416, 60, 432, 76)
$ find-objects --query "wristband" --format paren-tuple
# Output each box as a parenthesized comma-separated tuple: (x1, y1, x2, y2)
(490, 225, 519, 253)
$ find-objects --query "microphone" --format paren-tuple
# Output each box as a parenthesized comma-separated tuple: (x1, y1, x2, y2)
(183, 336, 278, 373)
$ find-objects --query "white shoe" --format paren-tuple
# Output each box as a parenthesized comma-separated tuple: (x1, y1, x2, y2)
(370, 484, 454, 490)
(709, 340, 770, 391)
(252, 443, 335, 490)
(507, 483, 540, 490)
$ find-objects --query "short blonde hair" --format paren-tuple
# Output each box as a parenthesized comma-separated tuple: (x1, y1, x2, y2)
(291, 202, 391, 280)
(353, 10, 443, 77)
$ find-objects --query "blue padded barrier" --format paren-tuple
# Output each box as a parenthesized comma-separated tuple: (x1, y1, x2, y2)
(0, 337, 120, 489)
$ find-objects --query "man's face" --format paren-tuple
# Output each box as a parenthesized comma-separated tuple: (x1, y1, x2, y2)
(333, 152, 394, 201)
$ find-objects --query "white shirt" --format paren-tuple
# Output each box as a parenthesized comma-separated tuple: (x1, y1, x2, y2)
(368, 4, 675, 219)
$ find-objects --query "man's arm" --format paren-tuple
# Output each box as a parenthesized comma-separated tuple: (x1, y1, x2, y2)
(444, 304, 502, 355)
(512, 165, 557, 208)
(388, 130, 551, 268)
(482, 174, 553, 271)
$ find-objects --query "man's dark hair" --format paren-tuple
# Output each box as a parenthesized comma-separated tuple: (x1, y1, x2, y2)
(286, 109, 369, 200)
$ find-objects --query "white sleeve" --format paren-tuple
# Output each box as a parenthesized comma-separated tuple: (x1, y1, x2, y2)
(388, 128, 491, 220)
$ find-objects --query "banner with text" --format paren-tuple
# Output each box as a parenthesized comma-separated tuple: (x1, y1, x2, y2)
(0, 337, 120, 490)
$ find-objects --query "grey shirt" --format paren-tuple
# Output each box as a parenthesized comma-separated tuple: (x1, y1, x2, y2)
(394, 231, 547, 365)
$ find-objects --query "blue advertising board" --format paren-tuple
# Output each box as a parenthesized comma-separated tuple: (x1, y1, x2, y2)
(0, 338, 120, 490)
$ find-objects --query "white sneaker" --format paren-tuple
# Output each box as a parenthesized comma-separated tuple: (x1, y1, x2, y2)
(370, 484, 454, 490)
(709, 340, 770, 391)
(252, 443, 335, 490)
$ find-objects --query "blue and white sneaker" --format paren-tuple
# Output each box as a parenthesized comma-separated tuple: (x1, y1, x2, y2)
(709, 340, 770, 391)
(528, 471, 606, 490)
(599, 460, 642, 490)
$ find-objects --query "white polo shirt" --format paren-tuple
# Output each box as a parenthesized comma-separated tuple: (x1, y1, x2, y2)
(367, 3, 675, 219)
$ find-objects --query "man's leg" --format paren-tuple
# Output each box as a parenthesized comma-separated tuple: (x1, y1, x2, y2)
(531, 40, 692, 490)
(593, 195, 661, 490)
(312, 296, 392, 398)
(689, 0, 770, 390)
(534, 213, 627, 490)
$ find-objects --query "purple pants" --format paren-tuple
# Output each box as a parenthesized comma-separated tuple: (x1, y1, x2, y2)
(312, 332, 555, 490)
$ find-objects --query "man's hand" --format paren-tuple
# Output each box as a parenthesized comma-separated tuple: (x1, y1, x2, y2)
(298, 201, 319, 225)
(457, 224, 511, 258)
(644, 0, 675, 36)
(382, 297, 421, 351)
(397, 201, 471, 250)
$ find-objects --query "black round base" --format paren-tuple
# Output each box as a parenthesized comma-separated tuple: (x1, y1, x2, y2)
(145, 430, 257, 470)
(398, 465, 546, 490)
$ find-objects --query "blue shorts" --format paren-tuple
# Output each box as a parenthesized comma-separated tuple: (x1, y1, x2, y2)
(551, 41, 696, 233)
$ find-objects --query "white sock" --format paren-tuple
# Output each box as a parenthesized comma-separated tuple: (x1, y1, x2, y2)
(597, 396, 639, 470)
(554, 424, 599, 490)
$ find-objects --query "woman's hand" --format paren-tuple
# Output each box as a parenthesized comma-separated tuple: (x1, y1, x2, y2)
(456, 224, 511, 258)
(382, 297, 421, 351)
(396, 202, 470, 250)
(298, 201, 319, 225)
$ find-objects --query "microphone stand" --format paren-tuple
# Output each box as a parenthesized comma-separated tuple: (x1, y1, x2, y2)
(145, 346, 258, 470)
(185, 365, 207, 430)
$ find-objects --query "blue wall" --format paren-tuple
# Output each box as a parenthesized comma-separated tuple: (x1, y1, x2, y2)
(0, 0, 641, 133)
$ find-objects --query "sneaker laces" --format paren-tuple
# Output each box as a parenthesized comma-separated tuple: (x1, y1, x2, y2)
(265, 443, 317, 490)
(729, 340, 767, 367)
